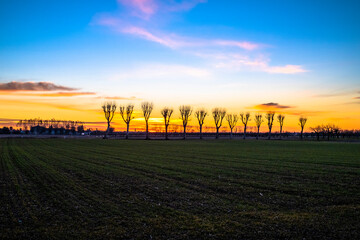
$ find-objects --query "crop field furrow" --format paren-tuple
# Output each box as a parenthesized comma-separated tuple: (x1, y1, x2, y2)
(23, 139, 358, 210)
(20, 141, 151, 216)
(28, 140, 312, 210)
(1, 138, 359, 239)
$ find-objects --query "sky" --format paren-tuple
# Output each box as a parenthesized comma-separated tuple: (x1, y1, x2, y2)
(0, 0, 360, 132)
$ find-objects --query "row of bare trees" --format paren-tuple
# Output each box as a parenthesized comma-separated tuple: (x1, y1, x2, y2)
(310, 124, 341, 141)
(102, 102, 310, 140)
(16, 118, 84, 131)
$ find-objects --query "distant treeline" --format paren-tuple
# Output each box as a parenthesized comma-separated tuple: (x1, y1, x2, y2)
(0, 118, 87, 135)
(16, 118, 84, 131)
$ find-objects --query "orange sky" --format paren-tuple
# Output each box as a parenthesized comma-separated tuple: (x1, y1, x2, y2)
(1, 89, 359, 132)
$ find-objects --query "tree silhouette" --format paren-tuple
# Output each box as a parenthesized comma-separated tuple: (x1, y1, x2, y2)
(323, 123, 335, 141)
(161, 107, 173, 140)
(179, 105, 192, 140)
(240, 112, 251, 140)
(195, 109, 207, 139)
(277, 114, 285, 139)
(254, 114, 263, 140)
(119, 104, 134, 139)
(141, 102, 153, 140)
(212, 108, 226, 139)
(102, 102, 117, 139)
(311, 125, 322, 141)
(265, 112, 275, 140)
(299, 116, 307, 139)
(226, 114, 238, 139)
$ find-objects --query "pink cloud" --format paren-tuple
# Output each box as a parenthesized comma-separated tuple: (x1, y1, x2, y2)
(122, 26, 187, 48)
(97, 16, 260, 51)
(116, 0, 205, 18)
(214, 40, 259, 50)
(265, 65, 307, 74)
(197, 53, 306, 74)
(118, 0, 157, 17)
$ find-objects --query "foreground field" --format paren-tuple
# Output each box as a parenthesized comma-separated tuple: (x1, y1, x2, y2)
(1, 139, 360, 239)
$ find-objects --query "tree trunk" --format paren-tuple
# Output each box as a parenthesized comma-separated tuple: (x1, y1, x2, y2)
(216, 127, 219, 139)
(165, 125, 169, 140)
(279, 126, 282, 139)
(243, 125, 246, 140)
(268, 127, 272, 140)
(145, 121, 149, 140)
(316, 133, 319, 141)
(126, 123, 129, 139)
(183, 126, 186, 140)
(199, 125, 203, 140)
(230, 128, 233, 139)
(257, 127, 260, 140)
(300, 128, 303, 139)
(104, 122, 110, 139)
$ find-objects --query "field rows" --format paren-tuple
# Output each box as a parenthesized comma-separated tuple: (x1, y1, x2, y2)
(1, 138, 360, 239)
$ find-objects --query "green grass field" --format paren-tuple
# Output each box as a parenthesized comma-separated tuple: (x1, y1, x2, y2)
(1, 138, 360, 239)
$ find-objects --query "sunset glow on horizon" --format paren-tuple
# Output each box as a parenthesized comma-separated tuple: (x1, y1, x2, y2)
(1, 0, 359, 132)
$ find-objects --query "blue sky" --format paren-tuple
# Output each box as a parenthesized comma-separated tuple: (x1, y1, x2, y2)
(0, 0, 359, 129)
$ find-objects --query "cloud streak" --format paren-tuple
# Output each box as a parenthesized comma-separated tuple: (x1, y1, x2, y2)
(202, 53, 306, 74)
(0, 81, 77, 91)
(98, 19, 261, 50)
(96, 96, 141, 100)
(117, 0, 206, 18)
(94, 0, 306, 74)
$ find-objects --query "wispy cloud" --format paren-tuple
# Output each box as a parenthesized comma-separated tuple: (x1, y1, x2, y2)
(122, 26, 187, 48)
(0, 81, 77, 91)
(214, 40, 260, 51)
(199, 52, 306, 74)
(313, 90, 357, 98)
(94, 0, 306, 74)
(117, 0, 206, 19)
(98, 19, 260, 50)
(264, 65, 306, 74)
(96, 96, 141, 100)
(109, 64, 211, 81)
(118, 0, 157, 19)
(35, 92, 96, 97)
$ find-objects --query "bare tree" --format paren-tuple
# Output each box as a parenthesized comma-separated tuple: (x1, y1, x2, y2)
(299, 116, 307, 139)
(195, 109, 207, 139)
(212, 108, 226, 139)
(119, 104, 134, 139)
(323, 123, 336, 141)
(141, 102, 153, 140)
(102, 102, 117, 139)
(277, 114, 285, 139)
(265, 112, 275, 140)
(254, 114, 263, 140)
(179, 105, 192, 140)
(310, 125, 323, 141)
(240, 112, 251, 139)
(161, 107, 173, 140)
(226, 114, 238, 139)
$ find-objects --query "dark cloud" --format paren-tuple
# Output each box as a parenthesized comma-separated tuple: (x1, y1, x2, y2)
(256, 102, 293, 109)
(0, 81, 77, 91)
